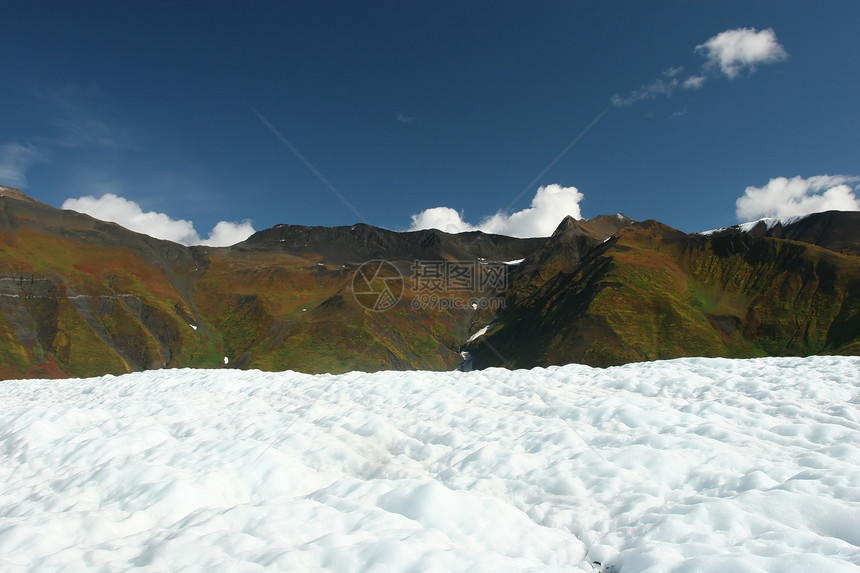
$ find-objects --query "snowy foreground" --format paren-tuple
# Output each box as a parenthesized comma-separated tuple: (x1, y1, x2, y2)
(2, 357, 859, 572)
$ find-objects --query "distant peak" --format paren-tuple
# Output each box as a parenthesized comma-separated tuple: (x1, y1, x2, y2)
(698, 214, 809, 236)
(557, 214, 579, 227)
(0, 186, 37, 203)
(587, 213, 635, 226)
(548, 215, 583, 238)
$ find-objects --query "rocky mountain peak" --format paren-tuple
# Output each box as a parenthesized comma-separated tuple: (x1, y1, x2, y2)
(0, 186, 41, 204)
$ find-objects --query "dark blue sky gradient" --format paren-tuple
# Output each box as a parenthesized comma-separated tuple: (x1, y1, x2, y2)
(2, 1, 858, 235)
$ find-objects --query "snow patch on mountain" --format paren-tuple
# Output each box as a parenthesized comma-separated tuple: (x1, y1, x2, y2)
(467, 323, 494, 343)
(698, 214, 807, 236)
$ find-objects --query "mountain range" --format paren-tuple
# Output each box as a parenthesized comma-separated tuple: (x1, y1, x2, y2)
(1, 185, 858, 379)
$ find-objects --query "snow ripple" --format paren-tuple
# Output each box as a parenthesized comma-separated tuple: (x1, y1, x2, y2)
(1, 356, 858, 571)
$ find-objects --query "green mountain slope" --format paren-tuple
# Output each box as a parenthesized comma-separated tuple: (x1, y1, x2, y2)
(1, 187, 858, 379)
(0, 192, 220, 377)
(0, 189, 530, 378)
(469, 218, 860, 368)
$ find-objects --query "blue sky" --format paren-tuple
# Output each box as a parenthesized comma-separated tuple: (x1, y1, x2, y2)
(1, 1, 858, 243)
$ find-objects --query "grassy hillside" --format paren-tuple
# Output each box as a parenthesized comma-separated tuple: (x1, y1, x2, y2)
(470, 221, 860, 368)
(0, 228, 217, 378)
(0, 194, 482, 377)
(1, 190, 857, 378)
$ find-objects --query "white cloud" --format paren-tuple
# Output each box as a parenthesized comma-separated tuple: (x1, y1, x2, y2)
(409, 206, 474, 234)
(63, 193, 199, 243)
(735, 175, 860, 221)
(611, 27, 787, 107)
(696, 27, 788, 79)
(409, 184, 584, 238)
(611, 77, 680, 107)
(199, 220, 257, 247)
(396, 112, 416, 123)
(0, 143, 44, 188)
(682, 75, 706, 90)
(62, 193, 256, 247)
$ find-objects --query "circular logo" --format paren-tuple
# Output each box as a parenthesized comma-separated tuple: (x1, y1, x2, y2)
(351, 260, 404, 312)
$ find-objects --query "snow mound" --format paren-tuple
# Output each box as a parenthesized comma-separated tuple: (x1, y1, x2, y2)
(699, 215, 806, 236)
(1, 356, 859, 571)
(737, 215, 805, 232)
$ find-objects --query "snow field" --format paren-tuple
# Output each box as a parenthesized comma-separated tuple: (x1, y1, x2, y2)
(1, 356, 858, 571)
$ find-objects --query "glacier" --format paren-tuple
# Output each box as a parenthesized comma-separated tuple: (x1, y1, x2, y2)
(1, 356, 858, 571)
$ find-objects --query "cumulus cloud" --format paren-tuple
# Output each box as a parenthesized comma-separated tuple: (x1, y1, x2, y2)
(735, 175, 860, 221)
(409, 206, 473, 234)
(62, 193, 256, 247)
(611, 27, 787, 107)
(0, 143, 44, 188)
(396, 112, 416, 123)
(409, 184, 584, 238)
(696, 27, 788, 79)
(200, 220, 257, 247)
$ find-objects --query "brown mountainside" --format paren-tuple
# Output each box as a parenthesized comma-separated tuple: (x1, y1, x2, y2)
(468, 217, 860, 368)
(0, 188, 536, 378)
(0, 186, 857, 379)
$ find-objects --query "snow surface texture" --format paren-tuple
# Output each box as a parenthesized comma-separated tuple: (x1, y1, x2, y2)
(1, 357, 859, 572)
